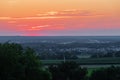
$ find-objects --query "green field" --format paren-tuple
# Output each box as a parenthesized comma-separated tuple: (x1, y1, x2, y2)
(41, 57, 120, 65)
(86, 68, 104, 77)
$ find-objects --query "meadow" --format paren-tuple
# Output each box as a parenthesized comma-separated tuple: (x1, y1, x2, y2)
(41, 57, 120, 65)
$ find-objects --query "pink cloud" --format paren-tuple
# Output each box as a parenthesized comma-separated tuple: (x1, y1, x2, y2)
(28, 25, 50, 31)
(0, 10, 102, 21)
(37, 9, 96, 17)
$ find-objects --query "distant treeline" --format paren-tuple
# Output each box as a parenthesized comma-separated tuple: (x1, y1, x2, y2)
(91, 51, 120, 58)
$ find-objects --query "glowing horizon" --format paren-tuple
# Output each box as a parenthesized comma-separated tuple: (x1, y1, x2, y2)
(0, 0, 120, 36)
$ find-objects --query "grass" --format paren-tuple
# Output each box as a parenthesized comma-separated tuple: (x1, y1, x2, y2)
(87, 68, 98, 77)
(41, 57, 120, 65)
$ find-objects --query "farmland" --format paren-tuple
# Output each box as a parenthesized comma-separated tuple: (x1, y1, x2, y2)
(41, 57, 120, 68)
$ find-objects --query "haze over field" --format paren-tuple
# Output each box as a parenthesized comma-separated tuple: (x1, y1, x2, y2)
(0, 0, 120, 36)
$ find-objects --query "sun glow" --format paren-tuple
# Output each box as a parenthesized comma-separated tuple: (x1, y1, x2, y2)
(0, 0, 120, 36)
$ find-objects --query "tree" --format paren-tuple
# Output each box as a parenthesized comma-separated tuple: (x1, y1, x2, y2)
(0, 43, 51, 80)
(89, 66, 120, 80)
(49, 61, 87, 80)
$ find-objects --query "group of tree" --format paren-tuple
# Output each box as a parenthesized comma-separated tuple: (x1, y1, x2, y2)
(0, 43, 120, 80)
(90, 66, 120, 80)
(48, 61, 87, 80)
(91, 51, 120, 58)
(48, 62, 120, 80)
(0, 43, 51, 80)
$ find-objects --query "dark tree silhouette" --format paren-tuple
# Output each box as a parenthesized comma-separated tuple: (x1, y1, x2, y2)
(49, 61, 87, 80)
(0, 43, 51, 80)
(89, 66, 120, 80)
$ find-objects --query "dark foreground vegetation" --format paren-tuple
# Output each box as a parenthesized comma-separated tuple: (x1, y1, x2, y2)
(0, 43, 120, 80)
(0, 43, 51, 80)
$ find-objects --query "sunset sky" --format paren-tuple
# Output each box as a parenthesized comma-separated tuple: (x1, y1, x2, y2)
(0, 0, 120, 36)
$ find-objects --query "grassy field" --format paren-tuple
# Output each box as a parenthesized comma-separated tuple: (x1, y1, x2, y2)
(87, 68, 103, 77)
(87, 68, 95, 77)
(41, 57, 120, 65)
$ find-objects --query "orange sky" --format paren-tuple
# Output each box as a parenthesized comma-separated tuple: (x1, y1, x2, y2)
(0, 0, 120, 36)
